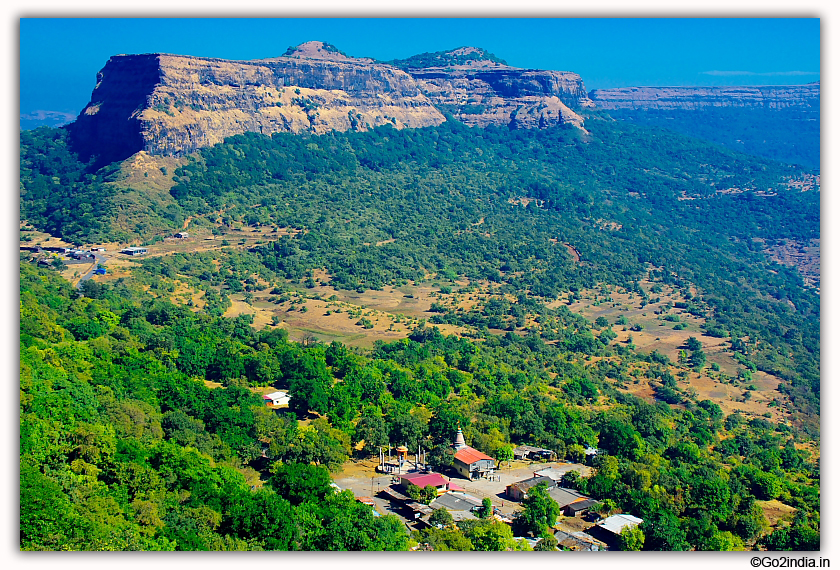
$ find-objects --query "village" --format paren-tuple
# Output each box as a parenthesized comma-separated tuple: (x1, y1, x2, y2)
(18, 230, 193, 287)
(330, 426, 643, 551)
(18, 222, 803, 551)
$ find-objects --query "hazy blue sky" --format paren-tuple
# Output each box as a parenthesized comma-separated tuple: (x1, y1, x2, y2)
(19, 17, 820, 124)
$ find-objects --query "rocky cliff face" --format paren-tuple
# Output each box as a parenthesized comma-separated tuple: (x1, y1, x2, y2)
(70, 42, 594, 163)
(588, 83, 820, 111)
(70, 42, 446, 163)
(402, 47, 594, 130)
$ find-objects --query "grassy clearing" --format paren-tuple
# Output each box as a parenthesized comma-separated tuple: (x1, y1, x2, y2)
(225, 280, 469, 349)
(563, 281, 793, 423)
(756, 499, 798, 529)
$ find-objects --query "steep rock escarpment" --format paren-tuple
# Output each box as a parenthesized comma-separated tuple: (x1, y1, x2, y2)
(69, 42, 595, 163)
(69, 54, 164, 165)
(588, 82, 820, 111)
(401, 47, 594, 130)
(71, 42, 446, 163)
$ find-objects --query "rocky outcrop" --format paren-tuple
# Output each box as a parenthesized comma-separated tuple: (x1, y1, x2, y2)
(403, 47, 594, 130)
(588, 83, 820, 111)
(70, 42, 446, 163)
(69, 42, 594, 163)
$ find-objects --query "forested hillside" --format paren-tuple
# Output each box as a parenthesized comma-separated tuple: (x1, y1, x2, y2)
(19, 117, 821, 430)
(20, 114, 820, 551)
(163, 118, 820, 433)
(20, 262, 819, 550)
(603, 107, 820, 170)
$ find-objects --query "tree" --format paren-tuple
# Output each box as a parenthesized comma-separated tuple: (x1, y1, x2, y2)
(762, 520, 820, 551)
(640, 511, 690, 551)
(600, 328, 618, 344)
(287, 351, 332, 415)
(416, 526, 473, 551)
(685, 336, 703, 351)
(353, 412, 389, 457)
(20, 461, 79, 549)
(80, 278, 106, 299)
(478, 497, 493, 519)
(689, 349, 707, 369)
(690, 474, 733, 522)
(280, 420, 350, 471)
(388, 412, 424, 451)
(595, 498, 618, 518)
(461, 519, 530, 551)
(618, 525, 645, 551)
(598, 419, 644, 460)
(223, 488, 298, 550)
(422, 485, 439, 504)
(566, 444, 586, 463)
(267, 462, 333, 506)
(428, 404, 469, 444)
(518, 482, 560, 536)
(701, 530, 745, 551)
(406, 483, 423, 502)
(429, 508, 454, 528)
(561, 470, 581, 489)
(427, 444, 455, 471)
(496, 444, 513, 468)
(534, 532, 558, 551)
(297, 490, 409, 551)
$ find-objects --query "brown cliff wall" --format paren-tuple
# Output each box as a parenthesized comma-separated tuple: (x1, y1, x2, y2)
(69, 43, 596, 163)
(409, 66, 594, 130)
(71, 50, 446, 163)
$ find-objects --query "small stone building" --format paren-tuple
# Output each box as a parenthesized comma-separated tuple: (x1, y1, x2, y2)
(398, 472, 460, 495)
(121, 247, 148, 256)
(589, 513, 644, 548)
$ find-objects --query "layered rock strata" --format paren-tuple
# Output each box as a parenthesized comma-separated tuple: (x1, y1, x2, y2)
(588, 83, 820, 111)
(409, 65, 594, 130)
(71, 42, 445, 163)
(70, 42, 595, 162)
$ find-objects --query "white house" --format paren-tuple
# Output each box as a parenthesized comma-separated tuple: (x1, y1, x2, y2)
(121, 247, 148, 256)
(597, 513, 644, 536)
(263, 390, 290, 406)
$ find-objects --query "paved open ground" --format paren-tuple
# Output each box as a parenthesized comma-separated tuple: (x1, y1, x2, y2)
(333, 461, 592, 520)
(451, 462, 592, 515)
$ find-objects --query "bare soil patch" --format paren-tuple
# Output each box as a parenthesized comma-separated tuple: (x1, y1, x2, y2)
(333, 457, 382, 479)
(756, 499, 797, 528)
(226, 283, 469, 348)
(764, 238, 820, 291)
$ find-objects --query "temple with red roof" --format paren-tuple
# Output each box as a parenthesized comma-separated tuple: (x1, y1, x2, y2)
(452, 426, 496, 480)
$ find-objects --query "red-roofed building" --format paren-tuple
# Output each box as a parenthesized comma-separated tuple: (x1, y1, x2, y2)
(398, 472, 454, 495)
(452, 427, 496, 480)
